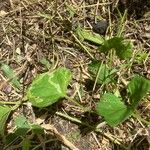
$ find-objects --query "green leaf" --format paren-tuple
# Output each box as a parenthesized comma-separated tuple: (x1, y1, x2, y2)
(128, 75, 150, 109)
(1, 64, 21, 89)
(27, 67, 72, 108)
(15, 115, 30, 136)
(88, 61, 112, 84)
(76, 26, 104, 45)
(31, 124, 44, 134)
(99, 37, 133, 59)
(0, 106, 11, 136)
(96, 93, 132, 126)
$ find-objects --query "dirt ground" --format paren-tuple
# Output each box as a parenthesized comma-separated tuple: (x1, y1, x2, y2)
(0, 0, 150, 150)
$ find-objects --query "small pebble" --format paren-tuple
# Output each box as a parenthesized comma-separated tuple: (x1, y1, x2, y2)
(3, 84, 12, 94)
(92, 20, 108, 35)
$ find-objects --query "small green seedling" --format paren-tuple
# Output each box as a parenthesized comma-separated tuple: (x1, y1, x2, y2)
(75, 27, 133, 60)
(96, 75, 150, 126)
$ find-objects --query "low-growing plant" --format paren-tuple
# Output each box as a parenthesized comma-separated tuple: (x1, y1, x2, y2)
(76, 26, 133, 60)
(0, 26, 150, 148)
(1, 68, 149, 140)
(96, 75, 150, 126)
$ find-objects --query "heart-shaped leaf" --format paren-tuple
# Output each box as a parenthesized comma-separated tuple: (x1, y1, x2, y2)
(96, 93, 132, 126)
(27, 68, 72, 108)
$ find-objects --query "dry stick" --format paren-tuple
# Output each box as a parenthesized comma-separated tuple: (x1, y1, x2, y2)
(0, 0, 44, 18)
(41, 124, 79, 150)
(78, 2, 112, 8)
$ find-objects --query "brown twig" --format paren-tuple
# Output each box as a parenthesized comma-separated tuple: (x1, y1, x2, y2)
(41, 124, 79, 150)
